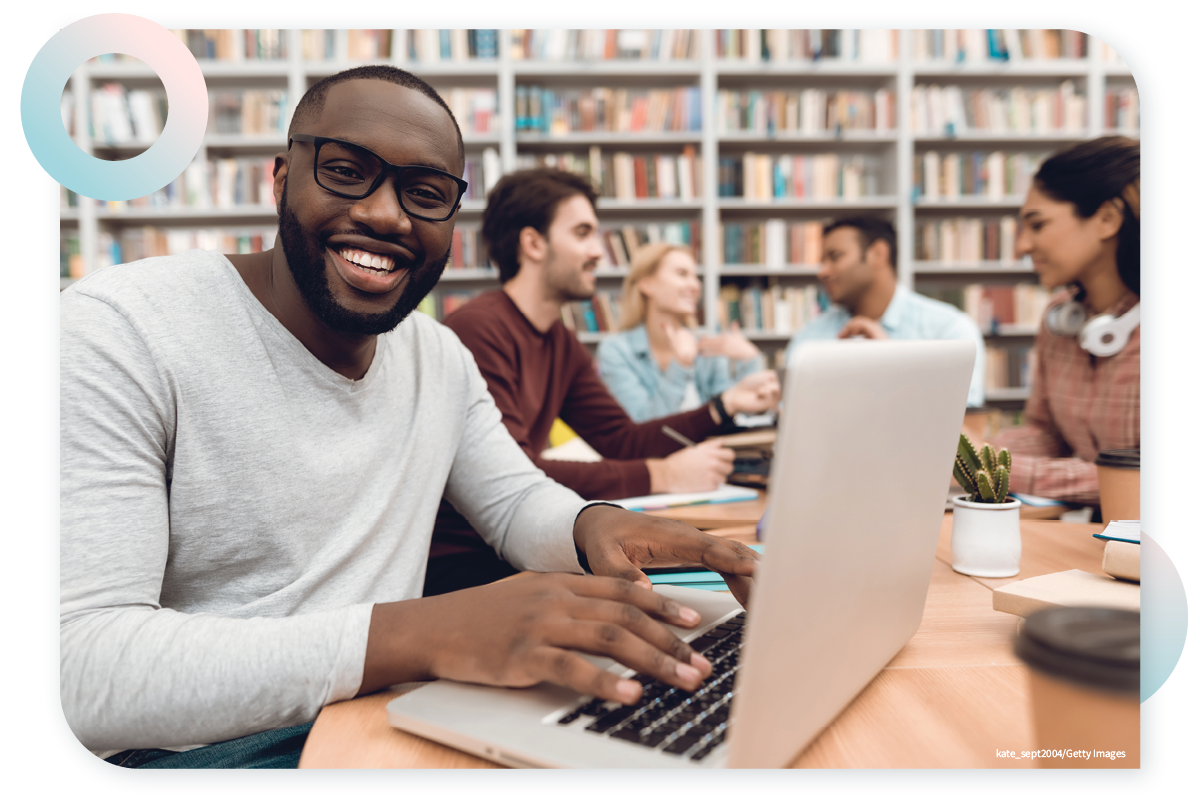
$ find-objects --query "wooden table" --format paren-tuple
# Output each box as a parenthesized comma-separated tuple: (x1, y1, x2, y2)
(299, 515, 1106, 769)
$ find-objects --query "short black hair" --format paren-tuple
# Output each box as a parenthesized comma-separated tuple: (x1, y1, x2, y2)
(1035, 136, 1140, 296)
(288, 65, 464, 165)
(824, 216, 897, 271)
(481, 167, 599, 283)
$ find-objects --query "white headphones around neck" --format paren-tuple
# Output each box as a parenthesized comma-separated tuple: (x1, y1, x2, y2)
(1046, 285, 1140, 358)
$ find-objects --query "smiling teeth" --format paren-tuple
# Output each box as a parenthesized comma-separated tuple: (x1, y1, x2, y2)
(338, 247, 396, 273)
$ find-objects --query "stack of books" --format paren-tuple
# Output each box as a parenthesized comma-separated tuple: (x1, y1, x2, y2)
(511, 29, 694, 61)
(914, 151, 1041, 201)
(407, 29, 499, 62)
(718, 153, 880, 200)
(721, 220, 825, 267)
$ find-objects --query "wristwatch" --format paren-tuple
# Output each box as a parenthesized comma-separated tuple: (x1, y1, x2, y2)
(711, 393, 735, 428)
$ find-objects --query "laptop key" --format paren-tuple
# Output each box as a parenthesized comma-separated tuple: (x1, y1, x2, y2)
(663, 733, 702, 755)
(586, 705, 639, 733)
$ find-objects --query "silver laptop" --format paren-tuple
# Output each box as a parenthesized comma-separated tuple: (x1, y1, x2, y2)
(388, 340, 975, 768)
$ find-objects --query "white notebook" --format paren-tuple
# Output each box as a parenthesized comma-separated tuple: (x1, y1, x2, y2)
(608, 484, 759, 512)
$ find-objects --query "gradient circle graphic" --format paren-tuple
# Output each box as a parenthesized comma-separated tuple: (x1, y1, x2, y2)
(1141, 533, 1188, 702)
(21, 14, 207, 201)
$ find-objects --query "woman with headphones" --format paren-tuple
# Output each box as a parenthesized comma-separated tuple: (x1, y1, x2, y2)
(990, 136, 1140, 507)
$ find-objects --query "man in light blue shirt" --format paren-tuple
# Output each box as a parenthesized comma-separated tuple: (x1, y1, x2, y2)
(785, 217, 986, 407)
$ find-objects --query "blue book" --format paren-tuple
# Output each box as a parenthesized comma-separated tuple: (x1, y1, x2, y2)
(438, 30, 452, 60)
(580, 300, 598, 332)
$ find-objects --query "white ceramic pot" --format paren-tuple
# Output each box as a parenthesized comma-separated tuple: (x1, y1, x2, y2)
(950, 494, 1023, 577)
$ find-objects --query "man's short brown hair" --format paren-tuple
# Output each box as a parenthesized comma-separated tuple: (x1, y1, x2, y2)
(482, 168, 599, 283)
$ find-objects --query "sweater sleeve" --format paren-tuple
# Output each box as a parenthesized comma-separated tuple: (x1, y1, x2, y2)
(60, 292, 371, 752)
(596, 333, 695, 423)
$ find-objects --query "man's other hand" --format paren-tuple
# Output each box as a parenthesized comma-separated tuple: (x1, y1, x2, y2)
(837, 316, 888, 340)
(573, 504, 757, 609)
(646, 439, 734, 494)
(720, 371, 781, 416)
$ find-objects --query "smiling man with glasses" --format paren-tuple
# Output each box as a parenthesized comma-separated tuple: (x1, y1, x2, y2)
(60, 65, 757, 768)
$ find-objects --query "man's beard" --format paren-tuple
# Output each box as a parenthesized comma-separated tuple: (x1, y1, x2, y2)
(545, 243, 596, 302)
(276, 181, 449, 336)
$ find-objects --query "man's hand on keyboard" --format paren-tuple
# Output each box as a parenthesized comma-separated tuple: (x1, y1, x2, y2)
(572, 504, 758, 609)
(360, 573, 714, 706)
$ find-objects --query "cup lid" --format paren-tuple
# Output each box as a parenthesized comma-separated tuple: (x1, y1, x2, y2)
(1015, 607, 1139, 694)
(1095, 449, 1140, 469)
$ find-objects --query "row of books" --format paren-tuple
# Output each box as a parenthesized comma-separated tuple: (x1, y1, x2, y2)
(910, 30, 1087, 62)
(1105, 89, 1140, 134)
(984, 345, 1036, 392)
(462, 148, 501, 200)
(88, 84, 167, 146)
(714, 29, 898, 62)
(721, 220, 827, 267)
(515, 86, 702, 134)
(715, 89, 895, 135)
(209, 90, 289, 137)
(561, 292, 624, 333)
(62, 227, 278, 278)
(920, 283, 1051, 332)
(408, 29, 499, 62)
(914, 217, 1019, 263)
(717, 153, 882, 201)
(172, 29, 288, 61)
(911, 81, 1087, 136)
(93, 156, 276, 211)
(448, 227, 485, 270)
(718, 283, 825, 334)
(443, 88, 499, 135)
(418, 290, 482, 322)
(515, 147, 702, 202)
(914, 150, 1041, 201)
(599, 222, 702, 269)
(510, 30, 696, 62)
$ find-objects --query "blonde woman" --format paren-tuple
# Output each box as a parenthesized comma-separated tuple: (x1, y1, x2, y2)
(597, 243, 781, 423)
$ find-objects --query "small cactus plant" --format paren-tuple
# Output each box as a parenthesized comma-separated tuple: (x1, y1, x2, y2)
(953, 434, 1013, 503)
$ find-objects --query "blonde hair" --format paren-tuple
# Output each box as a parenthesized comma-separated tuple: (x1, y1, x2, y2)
(618, 242, 697, 330)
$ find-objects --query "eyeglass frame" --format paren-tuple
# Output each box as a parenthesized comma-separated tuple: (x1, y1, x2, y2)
(288, 133, 468, 222)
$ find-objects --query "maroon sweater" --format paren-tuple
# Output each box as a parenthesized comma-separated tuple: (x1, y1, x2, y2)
(430, 290, 721, 558)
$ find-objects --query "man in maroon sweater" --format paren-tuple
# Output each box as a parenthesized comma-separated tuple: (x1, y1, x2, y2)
(425, 168, 780, 595)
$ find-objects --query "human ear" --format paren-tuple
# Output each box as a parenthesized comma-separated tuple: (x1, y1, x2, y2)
(272, 154, 289, 214)
(518, 226, 547, 264)
(1094, 199, 1125, 241)
(865, 239, 890, 271)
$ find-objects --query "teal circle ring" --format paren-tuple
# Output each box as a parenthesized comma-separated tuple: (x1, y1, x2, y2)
(21, 14, 207, 201)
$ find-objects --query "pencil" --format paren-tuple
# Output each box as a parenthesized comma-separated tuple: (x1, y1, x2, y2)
(661, 425, 698, 448)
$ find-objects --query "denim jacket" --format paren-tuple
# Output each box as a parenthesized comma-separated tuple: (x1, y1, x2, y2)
(596, 324, 764, 422)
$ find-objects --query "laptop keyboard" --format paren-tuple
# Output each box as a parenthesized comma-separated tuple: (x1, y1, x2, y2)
(555, 611, 747, 762)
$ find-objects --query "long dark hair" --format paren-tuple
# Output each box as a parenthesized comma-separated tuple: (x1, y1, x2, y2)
(1034, 136, 1140, 296)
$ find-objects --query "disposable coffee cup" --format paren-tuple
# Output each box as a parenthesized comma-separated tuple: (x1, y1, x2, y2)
(1095, 449, 1140, 525)
(1014, 607, 1139, 768)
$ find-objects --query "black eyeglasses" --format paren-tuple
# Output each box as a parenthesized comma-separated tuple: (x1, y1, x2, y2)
(289, 133, 468, 222)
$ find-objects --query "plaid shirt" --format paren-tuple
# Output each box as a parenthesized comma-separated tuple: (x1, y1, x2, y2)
(991, 290, 1140, 506)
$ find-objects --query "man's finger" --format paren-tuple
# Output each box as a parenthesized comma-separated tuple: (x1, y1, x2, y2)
(527, 645, 645, 705)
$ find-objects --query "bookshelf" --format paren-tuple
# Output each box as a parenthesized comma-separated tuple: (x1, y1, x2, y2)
(60, 29, 1138, 407)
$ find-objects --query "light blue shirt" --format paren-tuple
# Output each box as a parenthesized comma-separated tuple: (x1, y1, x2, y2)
(597, 324, 764, 422)
(785, 285, 987, 407)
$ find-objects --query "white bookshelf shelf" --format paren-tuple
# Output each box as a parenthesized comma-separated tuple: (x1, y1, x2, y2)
(596, 199, 704, 211)
(915, 196, 1026, 209)
(717, 131, 897, 144)
(515, 132, 702, 145)
(912, 132, 1089, 144)
(714, 61, 897, 77)
(912, 60, 1089, 77)
(914, 261, 1034, 275)
(94, 207, 278, 223)
(719, 265, 820, 277)
(512, 61, 703, 77)
(718, 197, 899, 211)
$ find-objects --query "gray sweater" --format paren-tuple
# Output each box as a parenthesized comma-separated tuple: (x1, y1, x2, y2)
(60, 250, 588, 752)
